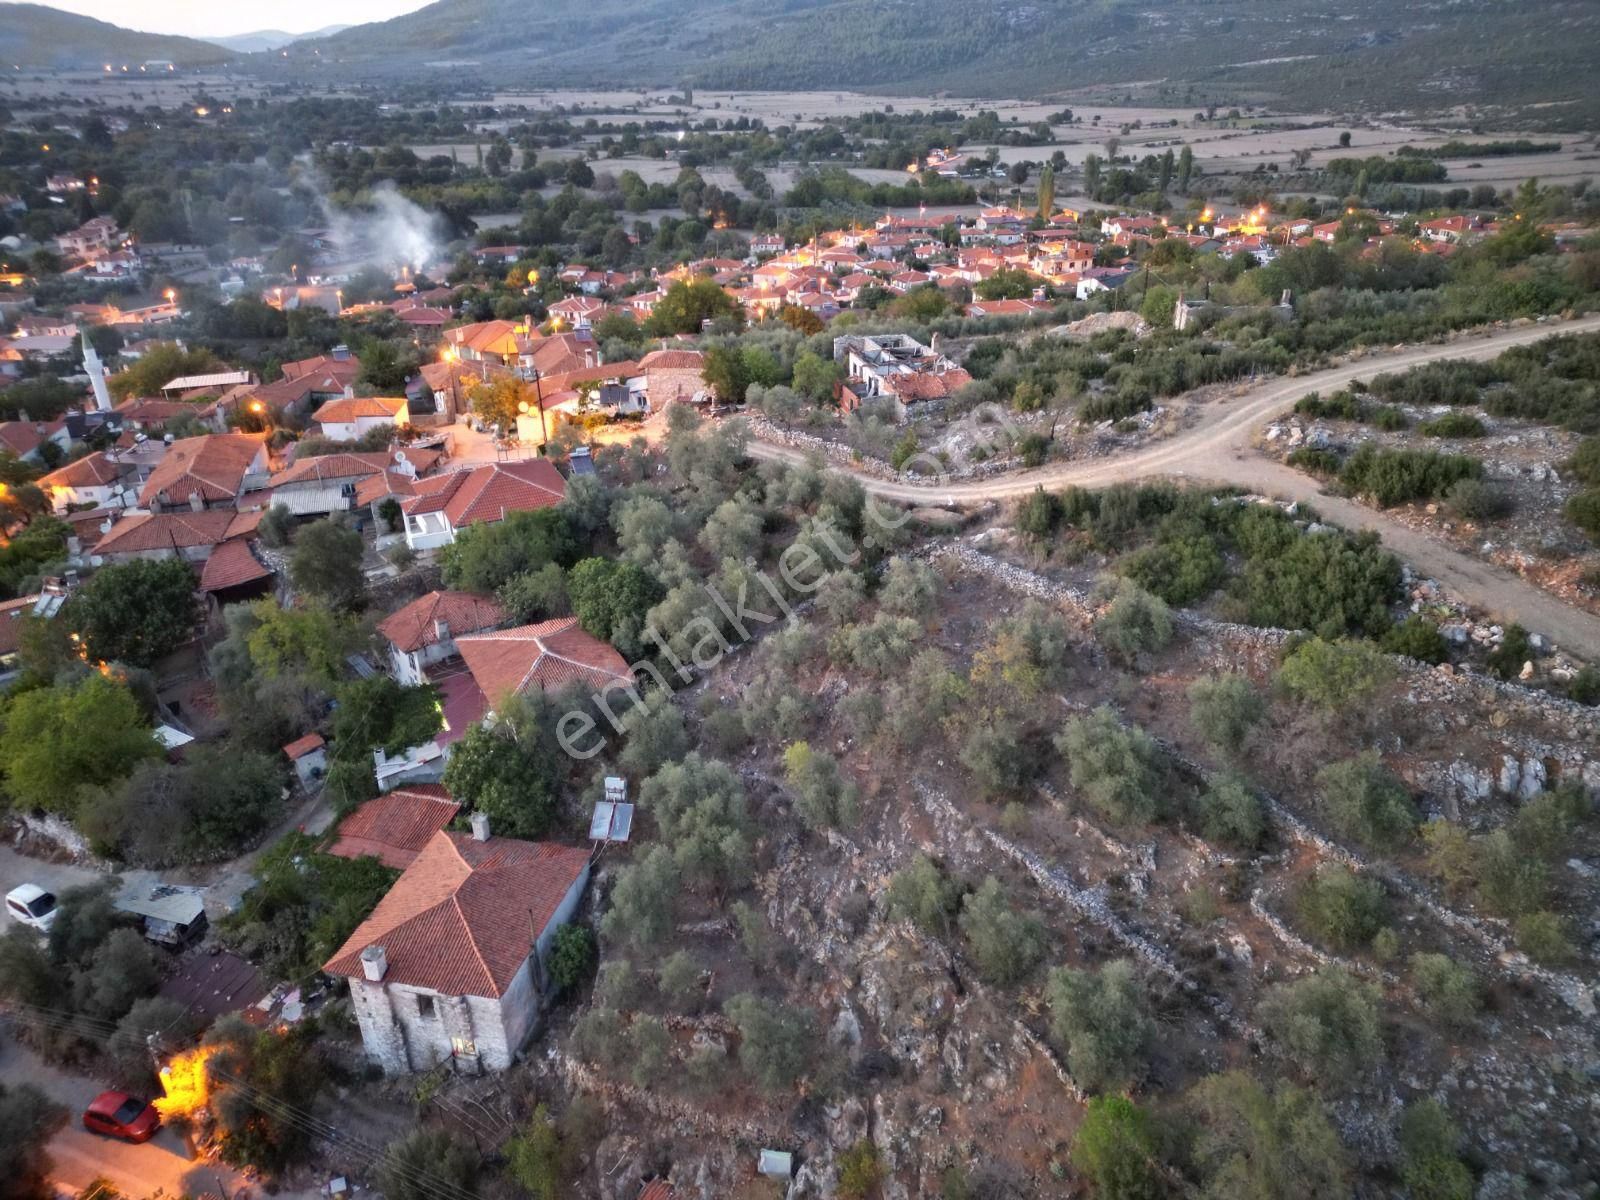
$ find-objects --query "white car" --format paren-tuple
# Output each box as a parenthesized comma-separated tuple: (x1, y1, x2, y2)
(5, 884, 59, 933)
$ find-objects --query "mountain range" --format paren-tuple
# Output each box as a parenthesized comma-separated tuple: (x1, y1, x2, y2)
(3, 0, 1597, 124)
(0, 3, 228, 67)
(261, 0, 1600, 120)
(203, 25, 352, 54)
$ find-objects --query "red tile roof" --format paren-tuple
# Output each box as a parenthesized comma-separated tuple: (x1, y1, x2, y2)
(0, 421, 45, 457)
(272, 448, 441, 490)
(378, 590, 508, 653)
(139, 433, 263, 507)
(40, 451, 124, 489)
(322, 831, 591, 998)
(199, 537, 272, 592)
(96, 509, 238, 555)
(280, 354, 361, 384)
(282, 732, 325, 758)
(455, 617, 631, 705)
(638, 349, 705, 372)
(313, 396, 408, 424)
(0, 594, 37, 657)
(329, 785, 461, 870)
(638, 1183, 676, 1200)
(353, 469, 419, 508)
(400, 460, 566, 528)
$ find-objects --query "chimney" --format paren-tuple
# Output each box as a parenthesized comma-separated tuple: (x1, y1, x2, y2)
(433, 617, 450, 642)
(360, 944, 388, 982)
(332, 343, 351, 361)
(188, 491, 205, 513)
(470, 811, 490, 842)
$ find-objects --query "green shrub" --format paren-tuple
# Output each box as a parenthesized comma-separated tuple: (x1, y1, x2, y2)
(1314, 752, 1418, 849)
(1409, 953, 1480, 1029)
(1094, 578, 1174, 667)
(958, 877, 1045, 986)
(1045, 960, 1154, 1093)
(1258, 967, 1383, 1078)
(1565, 489, 1600, 540)
(1015, 488, 1063, 540)
(1120, 535, 1225, 607)
(1370, 405, 1410, 431)
(1070, 1097, 1163, 1200)
(1445, 477, 1512, 521)
(1056, 706, 1165, 826)
(1186, 1071, 1352, 1200)
(1567, 438, 1600, 487)
(1486, 623, 1534, 680)
(1188, 674, 1267, 755)
(1286, 447, 1340, 476)
(1381, 615, 1450, 664)
(1514, 911, 1575, 964)
(1569, 665, 1600, 705)
(1277, 638, 1394, 712)
(1339, 444, 1481, 507)
(886, 854, 962, 935)
(1194, 772, 1267, 849)
(1398, 1099, 1473, 1200)
(1417, 411, 1487, 438)
(1295, 864, 1388, 952)
(547, 925, 595, 993)
(837, 1141, 885, 1200)
(1234, 531, 1400, 639)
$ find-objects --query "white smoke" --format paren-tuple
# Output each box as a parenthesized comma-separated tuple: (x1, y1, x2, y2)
(320, 181, 445, 274)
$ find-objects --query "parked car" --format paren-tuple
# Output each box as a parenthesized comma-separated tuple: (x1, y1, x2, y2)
(4, 884, 58, 932)
(82, 1092, 160, 1143)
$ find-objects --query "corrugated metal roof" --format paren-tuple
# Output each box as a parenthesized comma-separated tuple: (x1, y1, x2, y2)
(161, 371, 253, 391)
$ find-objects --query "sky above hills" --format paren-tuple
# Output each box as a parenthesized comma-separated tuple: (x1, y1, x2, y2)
(6, 0, 430, 38)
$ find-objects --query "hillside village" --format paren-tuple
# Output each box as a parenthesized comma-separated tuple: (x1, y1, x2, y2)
(0, 72, 1599, 1200)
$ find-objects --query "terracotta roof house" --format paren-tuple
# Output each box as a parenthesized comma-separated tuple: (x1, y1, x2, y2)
(38, 450, 139, 513)
(323, 825, 592, 1075)
(328, 784, 462, 869)
(0, 420, 70, 463)
(964, 298, 1052, 319)
(400, 460, 566, 551)
(455, 617, 632, 709)
(379, 590, 508, 686)
(312, 395, 411, 443)
(638, 348, 706, 407)
(256, 447, 442, 518)
(114, 397, 193, 429)
(95, 509, 244, 563)
(138, 433, 268, 511)
(250, 368, 354, 419)
(198, 537, 273, 598)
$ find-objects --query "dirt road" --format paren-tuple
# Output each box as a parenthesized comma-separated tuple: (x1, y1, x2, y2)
(749, 316, 1600, 659)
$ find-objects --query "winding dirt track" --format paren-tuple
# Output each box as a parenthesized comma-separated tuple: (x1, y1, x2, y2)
(748, 316, 1600, 659)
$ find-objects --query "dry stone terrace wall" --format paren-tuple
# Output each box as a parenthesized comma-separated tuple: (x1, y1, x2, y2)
(934, 540, 1600, 1015)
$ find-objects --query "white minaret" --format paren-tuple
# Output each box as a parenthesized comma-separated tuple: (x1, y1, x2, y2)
(82, 333, 111, 412)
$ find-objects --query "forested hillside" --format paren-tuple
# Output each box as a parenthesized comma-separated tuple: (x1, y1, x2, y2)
(0, 3, 229, 68)
(281, 0, 1600, 122)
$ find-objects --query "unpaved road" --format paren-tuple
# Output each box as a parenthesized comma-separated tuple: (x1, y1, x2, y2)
(749, 316, 1600, 660)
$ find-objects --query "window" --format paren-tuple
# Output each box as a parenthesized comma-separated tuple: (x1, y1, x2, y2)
(450, 1036, 476, 1058)
(415, 994, 435, 1018)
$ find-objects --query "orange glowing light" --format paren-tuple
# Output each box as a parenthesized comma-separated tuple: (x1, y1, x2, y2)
(155, 1044, 215, 1119)
(249, 401, 265, 414)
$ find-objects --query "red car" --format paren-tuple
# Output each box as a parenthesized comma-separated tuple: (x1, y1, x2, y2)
(83, 1091, 160, 1143)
